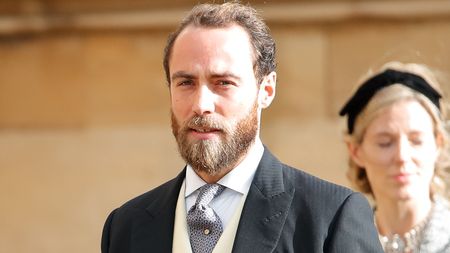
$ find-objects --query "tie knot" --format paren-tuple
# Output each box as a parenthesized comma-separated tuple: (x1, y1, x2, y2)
(195, 184, 225, 206)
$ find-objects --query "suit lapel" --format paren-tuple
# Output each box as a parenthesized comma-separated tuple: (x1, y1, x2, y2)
(232, 149, 295, 253)
(131, 169, 186, 253)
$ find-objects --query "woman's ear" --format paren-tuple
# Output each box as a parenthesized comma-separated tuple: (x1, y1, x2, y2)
(346, 141, 365, 168)
(434, 133, 445, 163)
(258, 71, 276, 109)
(436, 132, 444, 151)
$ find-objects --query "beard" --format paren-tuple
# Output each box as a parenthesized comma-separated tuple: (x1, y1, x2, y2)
(171, 102, 258, 176)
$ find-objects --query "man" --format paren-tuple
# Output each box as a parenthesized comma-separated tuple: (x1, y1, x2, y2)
(101, 2, 383, 253)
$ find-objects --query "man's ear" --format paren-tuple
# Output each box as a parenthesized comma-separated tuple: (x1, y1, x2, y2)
(258, 71, 276, 109)
(347, 141, 365, 168)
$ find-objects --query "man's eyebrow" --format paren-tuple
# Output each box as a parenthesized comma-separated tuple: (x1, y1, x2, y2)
(171, 71, 195, 81)
(210, 72, 241, 81)
(171, 71, 242, 82)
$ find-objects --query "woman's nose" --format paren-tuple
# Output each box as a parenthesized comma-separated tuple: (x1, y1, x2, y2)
(395, 137, 413, 164)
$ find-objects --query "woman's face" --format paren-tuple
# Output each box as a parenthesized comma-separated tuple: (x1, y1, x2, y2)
(351, 100, 439, 201)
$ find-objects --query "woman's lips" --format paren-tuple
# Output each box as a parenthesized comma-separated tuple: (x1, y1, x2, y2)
(392, 173, 414, 183)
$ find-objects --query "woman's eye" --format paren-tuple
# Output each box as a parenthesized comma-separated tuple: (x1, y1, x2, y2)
(377, 142, 392, 148)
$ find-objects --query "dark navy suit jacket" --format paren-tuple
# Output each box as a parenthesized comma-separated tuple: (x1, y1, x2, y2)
(101, 148, 383, 252)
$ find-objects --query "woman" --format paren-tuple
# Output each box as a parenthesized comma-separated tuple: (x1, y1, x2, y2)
(339, 62, 450, 253)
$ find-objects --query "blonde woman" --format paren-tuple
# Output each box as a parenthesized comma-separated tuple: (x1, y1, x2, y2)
(340, 62, 450, 253)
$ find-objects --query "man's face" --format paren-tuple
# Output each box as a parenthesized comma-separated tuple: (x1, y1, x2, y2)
(169, 24, 261, 176)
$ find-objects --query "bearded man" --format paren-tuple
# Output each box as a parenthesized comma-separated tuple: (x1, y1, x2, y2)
(101, 2, 383, 253)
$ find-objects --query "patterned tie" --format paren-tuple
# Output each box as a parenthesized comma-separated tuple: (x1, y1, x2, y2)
(187, 183, 226, 253)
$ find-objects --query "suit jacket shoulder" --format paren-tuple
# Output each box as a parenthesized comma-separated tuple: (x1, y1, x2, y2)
(283, 162, 356, 224)
(232, 148, 383, 253)
(101, 170, 185, 253)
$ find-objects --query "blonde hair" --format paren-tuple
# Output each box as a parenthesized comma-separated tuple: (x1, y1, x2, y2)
(345, 62, 450, 199)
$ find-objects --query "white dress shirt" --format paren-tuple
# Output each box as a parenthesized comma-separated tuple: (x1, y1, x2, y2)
(184, 138, 264, 229)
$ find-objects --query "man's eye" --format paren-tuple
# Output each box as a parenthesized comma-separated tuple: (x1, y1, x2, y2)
(218, 80, 233, 86)
(411, 138, 423, 146)
(178, 80, 194, 86)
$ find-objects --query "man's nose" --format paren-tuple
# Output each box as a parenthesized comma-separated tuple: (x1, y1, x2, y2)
(192, 85, 215, 115)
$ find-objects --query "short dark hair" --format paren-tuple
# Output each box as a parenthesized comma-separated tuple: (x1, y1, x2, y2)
(163, 2, 276, 85)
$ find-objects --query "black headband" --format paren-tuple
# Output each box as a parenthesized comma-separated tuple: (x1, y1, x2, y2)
(339, 69, 442, 134)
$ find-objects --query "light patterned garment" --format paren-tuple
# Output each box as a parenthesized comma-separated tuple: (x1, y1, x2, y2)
(420, 197, 450, 253)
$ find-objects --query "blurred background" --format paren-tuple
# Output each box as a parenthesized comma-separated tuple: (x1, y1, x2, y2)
(1, 0, 450, 252)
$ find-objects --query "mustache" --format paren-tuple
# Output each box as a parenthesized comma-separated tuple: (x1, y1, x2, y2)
(183, 115, 229, 132)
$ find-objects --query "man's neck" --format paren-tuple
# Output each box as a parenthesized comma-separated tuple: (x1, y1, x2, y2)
(196, 152, 249, 184)
(197, 169, 234, 184)
(194, 137, 262, 184)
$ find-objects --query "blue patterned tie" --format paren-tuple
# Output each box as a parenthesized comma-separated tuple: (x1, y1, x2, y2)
(187, 184, 226, 253)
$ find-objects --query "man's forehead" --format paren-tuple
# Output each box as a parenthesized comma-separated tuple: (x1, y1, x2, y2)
(171, 26, 253, 61)
(176, 24, 251, 44)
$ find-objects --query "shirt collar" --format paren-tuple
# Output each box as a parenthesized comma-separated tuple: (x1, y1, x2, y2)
(185, 138, 264, 197)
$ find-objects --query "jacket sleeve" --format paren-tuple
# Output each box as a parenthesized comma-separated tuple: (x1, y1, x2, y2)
(101, 209, 117, 253)
(325, 192, 384, 253)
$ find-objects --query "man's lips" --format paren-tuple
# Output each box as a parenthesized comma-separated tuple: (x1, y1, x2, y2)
(188, 127, 222, 139)
(190, 127, 220, 133)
